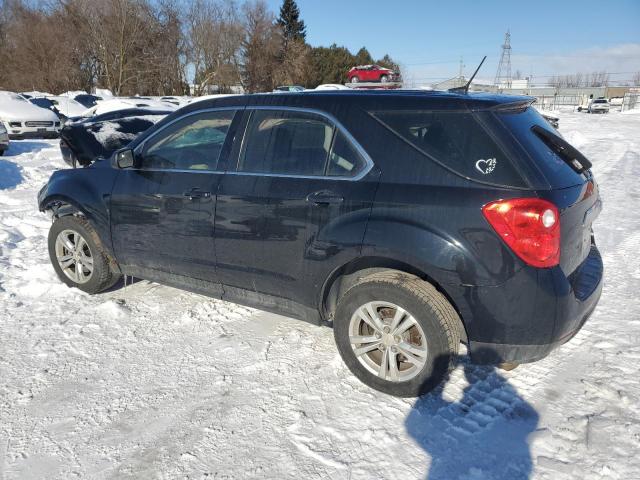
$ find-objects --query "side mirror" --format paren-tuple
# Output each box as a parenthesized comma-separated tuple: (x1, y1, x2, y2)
(116, 149, 136, 169)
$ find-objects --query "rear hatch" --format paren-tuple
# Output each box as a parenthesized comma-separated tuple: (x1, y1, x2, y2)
(496, 106, 601, 275)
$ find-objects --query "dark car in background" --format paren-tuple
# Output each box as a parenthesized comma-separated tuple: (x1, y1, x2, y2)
(38, 91, 603, 397)
(59, 108, 172, 167)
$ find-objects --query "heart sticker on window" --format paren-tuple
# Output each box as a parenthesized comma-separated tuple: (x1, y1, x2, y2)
(475, 158, 497, 175)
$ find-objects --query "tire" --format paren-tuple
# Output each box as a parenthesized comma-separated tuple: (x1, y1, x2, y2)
(350, 76, 360, 83)
(380, 75, 389, 83)
(48, 215, 121, 294)
(333, 271, 461, 397)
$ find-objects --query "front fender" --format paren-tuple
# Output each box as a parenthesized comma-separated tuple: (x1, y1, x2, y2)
(38, 165, 119, 257)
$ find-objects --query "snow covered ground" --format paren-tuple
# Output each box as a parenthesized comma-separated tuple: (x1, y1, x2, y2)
(0, 111, 639, 479)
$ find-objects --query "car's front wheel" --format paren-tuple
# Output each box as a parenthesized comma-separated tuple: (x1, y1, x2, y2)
(48, 215, 121, 294)
(350, 76, 360, 83)
(333, 271, 461, 397)
(380, 75, 389, 83)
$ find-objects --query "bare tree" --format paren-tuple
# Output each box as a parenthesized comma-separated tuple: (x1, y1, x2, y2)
(241, 0, 281, 93)
(186, 0, 243, 95)
(587, 71, 609, 87)
(274, 38, 311, 86)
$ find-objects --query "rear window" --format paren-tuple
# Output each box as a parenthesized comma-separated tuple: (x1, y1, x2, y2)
(497, 107, 587, 188)
(372, 110, 524, 186)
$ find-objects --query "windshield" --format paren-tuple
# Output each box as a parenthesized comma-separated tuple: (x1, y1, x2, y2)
(31, 98, 54, 108)
(74, 95, 101, 108)
(1, 93, 28, 102)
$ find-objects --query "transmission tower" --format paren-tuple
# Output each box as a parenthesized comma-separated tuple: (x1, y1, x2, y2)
(494, 30, 512, 89)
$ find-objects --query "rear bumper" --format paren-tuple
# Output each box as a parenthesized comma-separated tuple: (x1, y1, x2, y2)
(469, 279, 601, 363)
(458, 245, 603, 364)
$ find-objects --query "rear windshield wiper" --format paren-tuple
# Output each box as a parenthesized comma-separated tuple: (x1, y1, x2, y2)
(531, 124, 592, 174)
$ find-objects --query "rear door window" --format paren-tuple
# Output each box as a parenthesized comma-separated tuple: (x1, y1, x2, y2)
(327, 130, 366, 177)
(372, 110, 524, 186)
(238, 109, 367, 177)
(239, 110, 332, 176)
(497, 107, 587, 188)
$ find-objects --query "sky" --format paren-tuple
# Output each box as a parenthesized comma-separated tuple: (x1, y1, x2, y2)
(264, 0, 640, 86)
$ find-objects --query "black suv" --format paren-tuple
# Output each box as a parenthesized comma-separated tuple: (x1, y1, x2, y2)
(38, 91, 603, 397)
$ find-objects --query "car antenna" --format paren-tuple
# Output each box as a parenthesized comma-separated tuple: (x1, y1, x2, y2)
(449, 56, 487, 94)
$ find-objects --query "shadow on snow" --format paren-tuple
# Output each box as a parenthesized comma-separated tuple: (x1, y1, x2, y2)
(0, 159, 23, 190)
(4, 140, 53, 157)
(406, 353, 539, 480)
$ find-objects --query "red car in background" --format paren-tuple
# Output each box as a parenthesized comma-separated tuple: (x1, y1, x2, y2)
(347, 65, 400, 83)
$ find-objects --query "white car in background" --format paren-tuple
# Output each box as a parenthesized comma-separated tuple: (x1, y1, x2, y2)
(78, 98, 178, 118)
(48, 96, 87, 119)
(589, 98, 610, 114)
(315, 84, 351, 90)
(0, 122, 9, 155)
(29, 95, 87, 122)
(0, 91, 60, 139)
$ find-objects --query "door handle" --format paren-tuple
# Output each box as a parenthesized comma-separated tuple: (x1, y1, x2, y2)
(184, 188, 211, 200)
(306, 190, 344, 206)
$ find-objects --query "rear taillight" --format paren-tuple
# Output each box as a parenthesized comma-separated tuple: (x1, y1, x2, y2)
(482, 198, 560, 268)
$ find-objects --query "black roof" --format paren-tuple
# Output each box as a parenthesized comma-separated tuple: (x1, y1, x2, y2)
(181, 90, 533, 115)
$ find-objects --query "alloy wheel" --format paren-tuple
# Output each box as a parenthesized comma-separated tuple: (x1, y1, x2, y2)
(348, 301, 428, 382)
(54, 229, 94, 284)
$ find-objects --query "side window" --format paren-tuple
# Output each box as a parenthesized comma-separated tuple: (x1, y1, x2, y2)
(327, 130, 366, 177)
(141, 109, 235, 171)
(239, 110, 333, 176)
(372, 110, 523, 186)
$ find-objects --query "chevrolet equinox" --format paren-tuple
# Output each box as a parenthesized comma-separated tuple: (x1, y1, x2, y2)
(38, 91, 603, 397)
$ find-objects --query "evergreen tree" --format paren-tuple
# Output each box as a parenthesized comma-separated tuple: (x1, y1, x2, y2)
(354, 47, 373, 66)
(377, 54, 401, 73)
(277, 0, 306, 43)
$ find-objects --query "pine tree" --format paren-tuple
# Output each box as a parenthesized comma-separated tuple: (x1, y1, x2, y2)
(277, 0, 306, 43)
(354, 47, 374, 66)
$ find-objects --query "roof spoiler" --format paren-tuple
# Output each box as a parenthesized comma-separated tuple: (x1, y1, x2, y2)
(449, 56, 486, 94)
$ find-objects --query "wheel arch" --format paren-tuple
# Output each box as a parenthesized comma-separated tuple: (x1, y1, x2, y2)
(320, 256, 468, 343)
(40, 194, 118, 267)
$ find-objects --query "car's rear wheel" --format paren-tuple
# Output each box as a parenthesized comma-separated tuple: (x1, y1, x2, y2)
(48, 215, 121, 294)
(350, 76, 360, 83)
(333, 271, 461, 397)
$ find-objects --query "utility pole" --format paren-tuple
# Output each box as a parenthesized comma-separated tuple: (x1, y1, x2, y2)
(459, 56, 465, 85)
(494, 30, 512, 90)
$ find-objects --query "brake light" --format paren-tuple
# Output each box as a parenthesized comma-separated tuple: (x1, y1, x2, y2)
(482, 198, 560, 268)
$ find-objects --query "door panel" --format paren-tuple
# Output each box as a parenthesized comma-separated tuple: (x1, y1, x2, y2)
(111, 170, 221, 284)
(213, 174, 271, 290)
(110, 108, 238, 292)
(255, 174, 379, 307)
(213, 107, 380, 310)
